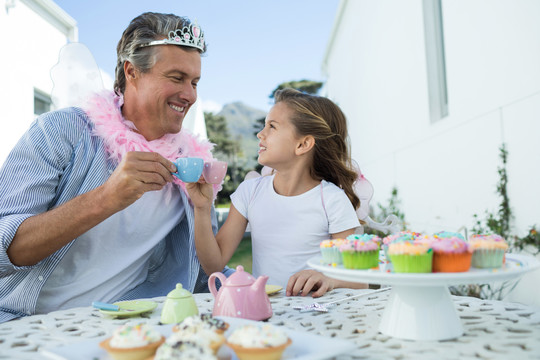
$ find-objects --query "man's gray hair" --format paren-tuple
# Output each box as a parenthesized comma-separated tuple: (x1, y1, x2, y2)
(114, 12, 206, 94)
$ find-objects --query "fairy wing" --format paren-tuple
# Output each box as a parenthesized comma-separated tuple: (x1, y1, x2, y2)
(50, 42, 105, 109)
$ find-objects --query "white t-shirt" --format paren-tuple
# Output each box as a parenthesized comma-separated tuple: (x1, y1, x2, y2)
(36, 186, 184, 313)
(231, 175, 360, 287)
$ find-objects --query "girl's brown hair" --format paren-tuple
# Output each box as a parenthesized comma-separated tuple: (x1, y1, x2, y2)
(274, 88, 360, 211)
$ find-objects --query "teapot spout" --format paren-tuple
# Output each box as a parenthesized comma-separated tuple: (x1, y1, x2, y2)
(251, 275, 269, 292)
(248, 275, 273, 320)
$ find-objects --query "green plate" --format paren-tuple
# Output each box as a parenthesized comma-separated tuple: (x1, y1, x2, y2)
(98, 300, 158, 317)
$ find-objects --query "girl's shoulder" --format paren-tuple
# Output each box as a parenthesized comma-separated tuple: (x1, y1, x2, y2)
(238, 173, 272, 192)
(320, 179, 345, 195)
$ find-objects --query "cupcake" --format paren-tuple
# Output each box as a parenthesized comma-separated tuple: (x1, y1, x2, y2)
(433, 231, 466, 240)
(387, 242, 433, 273)
(319, 238, 348, 265)
(99, 323, 165, 360)
(382, 231, 422, 261)
(226, 324, 292, 360)
(154, 340, 217, 360)
(168, 322, 225, 354)
(339, 239, 379, 269)
(431, 237, 472, 272)
(469, 234, 508, 268)
(347, 234, 382, 248)
(172, 314, 229, 334)
(383, 231, 423, 245)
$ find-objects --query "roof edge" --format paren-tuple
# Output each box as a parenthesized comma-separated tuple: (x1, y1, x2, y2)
(20, 0, 78, 41)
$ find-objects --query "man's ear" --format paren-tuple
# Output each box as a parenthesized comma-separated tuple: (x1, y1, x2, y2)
(296, 135, 315, 156)
(124, 61, 138, 84)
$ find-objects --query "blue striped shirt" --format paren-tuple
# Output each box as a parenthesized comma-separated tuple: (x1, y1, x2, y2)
(0, 107, 227, 323)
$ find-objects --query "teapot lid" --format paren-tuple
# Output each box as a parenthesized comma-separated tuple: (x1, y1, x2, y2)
(224, 265, 256, 286)
(166, 283, 193, 299)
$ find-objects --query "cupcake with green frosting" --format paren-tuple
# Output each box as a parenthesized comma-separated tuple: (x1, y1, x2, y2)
(388, 242, 433, 273)
(339, 239, 379, 269)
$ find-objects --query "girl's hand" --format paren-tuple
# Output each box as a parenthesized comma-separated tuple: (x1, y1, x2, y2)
(185, 179, 214, 210)
(286, 270, 336, 298)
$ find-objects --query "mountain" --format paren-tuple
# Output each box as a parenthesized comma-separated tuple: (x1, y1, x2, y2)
(218, 102, 266, 169)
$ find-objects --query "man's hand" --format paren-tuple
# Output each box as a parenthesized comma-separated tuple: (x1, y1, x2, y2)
(102, 151, 176, 211)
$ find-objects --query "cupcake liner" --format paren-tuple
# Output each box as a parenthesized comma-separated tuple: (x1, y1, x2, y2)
(99, 336, 165, 360)
(471, 249, 505, 268)
(226, 338, 292, 360)
(321, 247, 343, 264)
(390, 252, 433, 273)
(342, 250, 379, 269)
(433, 252, 472, 272)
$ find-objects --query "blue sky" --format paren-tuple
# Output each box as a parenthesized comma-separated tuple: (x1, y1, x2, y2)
(54, 0, 340, 113)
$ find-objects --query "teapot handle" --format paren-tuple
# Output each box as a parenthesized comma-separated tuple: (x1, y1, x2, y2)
(208, 272, 227, 297)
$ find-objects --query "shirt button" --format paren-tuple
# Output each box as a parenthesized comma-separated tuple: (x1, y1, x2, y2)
(108, 169, 113, 174)
(38, 276, 44, 281)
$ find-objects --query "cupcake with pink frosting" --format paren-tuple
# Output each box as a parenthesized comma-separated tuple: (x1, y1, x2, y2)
(339, 239, 379, 269)
(469, 234, 508, 268)
(431, 237, 472, 272)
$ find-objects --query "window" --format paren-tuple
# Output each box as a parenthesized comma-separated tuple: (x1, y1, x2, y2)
(34, 89, 52, 116)
(423, 0, 449, 122)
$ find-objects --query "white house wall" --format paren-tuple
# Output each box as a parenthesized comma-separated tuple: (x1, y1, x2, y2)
(323, 0, 540, 305)
(0, 0, 75, 165)
(324, 0, 540, 236)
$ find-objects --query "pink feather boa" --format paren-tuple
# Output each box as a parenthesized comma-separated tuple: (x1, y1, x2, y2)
(83, 90, 222, 200)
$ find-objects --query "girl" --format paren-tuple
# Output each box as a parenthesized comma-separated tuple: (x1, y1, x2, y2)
(187, 89, 367, 297)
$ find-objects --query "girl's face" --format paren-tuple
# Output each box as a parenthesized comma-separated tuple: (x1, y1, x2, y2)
(256, 102, 302, 169)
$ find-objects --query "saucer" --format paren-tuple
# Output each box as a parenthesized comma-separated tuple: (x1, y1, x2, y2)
(265, 284, 283, 295)
(98, 300, 157, 317)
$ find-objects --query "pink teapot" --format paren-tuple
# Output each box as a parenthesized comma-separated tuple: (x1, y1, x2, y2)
(209, 265, 273, 321)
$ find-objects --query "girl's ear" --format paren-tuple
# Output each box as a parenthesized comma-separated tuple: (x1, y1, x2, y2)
(296, 135, 315, 155)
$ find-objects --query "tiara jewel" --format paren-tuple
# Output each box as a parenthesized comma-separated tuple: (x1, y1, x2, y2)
(139, 20, 205, 52)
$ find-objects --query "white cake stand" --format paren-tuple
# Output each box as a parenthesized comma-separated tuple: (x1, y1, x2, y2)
(307, 253, 539, 341)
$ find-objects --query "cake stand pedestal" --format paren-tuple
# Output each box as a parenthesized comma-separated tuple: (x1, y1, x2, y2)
(307, 253, 539, 341)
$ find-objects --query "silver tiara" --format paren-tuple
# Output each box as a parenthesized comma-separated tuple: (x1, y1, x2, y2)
(139, 21, 205, 51)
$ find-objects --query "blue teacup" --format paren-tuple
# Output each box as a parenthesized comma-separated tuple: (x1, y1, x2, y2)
(173, 157, 204, 183)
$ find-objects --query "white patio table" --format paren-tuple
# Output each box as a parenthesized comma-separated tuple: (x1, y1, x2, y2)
(1, 286, 540, 360)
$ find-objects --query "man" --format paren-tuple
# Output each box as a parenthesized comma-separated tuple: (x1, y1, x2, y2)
(0, 12, 228, 322)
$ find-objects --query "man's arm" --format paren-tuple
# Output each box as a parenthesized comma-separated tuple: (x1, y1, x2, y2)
(7, 151, 176, 266)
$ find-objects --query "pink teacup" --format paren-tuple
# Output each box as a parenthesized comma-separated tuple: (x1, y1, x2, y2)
(202, 161, 228, 184)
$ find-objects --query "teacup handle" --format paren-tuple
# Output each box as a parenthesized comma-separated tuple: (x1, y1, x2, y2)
(208, 272, 227, 297)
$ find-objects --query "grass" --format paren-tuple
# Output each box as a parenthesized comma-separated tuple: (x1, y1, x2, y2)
(227, 234, 253, 274)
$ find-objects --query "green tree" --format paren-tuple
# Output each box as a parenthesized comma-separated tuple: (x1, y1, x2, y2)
(204, 112, 243, 204)
(269, 79, 323, 99)
(471, 143, 513, 239)
(204, 112, 236, 160)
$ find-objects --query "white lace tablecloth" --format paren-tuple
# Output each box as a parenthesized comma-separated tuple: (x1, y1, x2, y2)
(1, 288, 540, 360)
